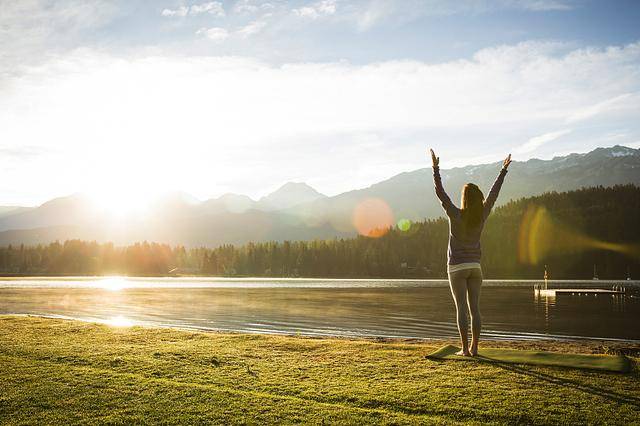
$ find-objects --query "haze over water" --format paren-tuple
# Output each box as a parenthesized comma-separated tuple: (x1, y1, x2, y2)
(1, 277, 638, 342)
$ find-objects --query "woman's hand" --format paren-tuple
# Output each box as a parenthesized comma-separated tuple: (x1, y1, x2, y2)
(429, 149, 439, 168)
(502, 154, 512, 170)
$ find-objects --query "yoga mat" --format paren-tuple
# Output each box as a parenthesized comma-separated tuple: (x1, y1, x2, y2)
(426, 345, 632, 373)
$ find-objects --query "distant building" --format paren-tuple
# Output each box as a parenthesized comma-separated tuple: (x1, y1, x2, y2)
(168, 267, 201, 275)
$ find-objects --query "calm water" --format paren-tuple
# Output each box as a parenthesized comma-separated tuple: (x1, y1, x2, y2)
(1, 277, 638, 342)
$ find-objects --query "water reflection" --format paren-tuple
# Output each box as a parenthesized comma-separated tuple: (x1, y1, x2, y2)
(103, 315, 134, 327)
(533, 292, 555, 330)
(98, 277, 128, 291)
(0, 278, 638, 341)
(613, 294, 626, 313)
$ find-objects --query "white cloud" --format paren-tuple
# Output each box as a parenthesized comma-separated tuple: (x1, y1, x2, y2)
(286, 0, 574, 27)
(162, 2, 225, 18)
(237, 19, 268, 37)
(0, 0, 116, 73)
(235, 3, 259, 13)
(293, 0, 337, 19)
(516, 0, 573, 11)
(234, 1, 276, 14)
(197, 17, 270, 42)
(196, 27, 229, 42)
(294, 7, 319, 18)
(516, 129, 572, 154)
(353, 0, 395, 31)
(162, 6, 189, 17)
(1, 41, 639, 202)
(314, 0, 574, 32)
(566, 93, 635, 123)
(192, 1, 226, 16)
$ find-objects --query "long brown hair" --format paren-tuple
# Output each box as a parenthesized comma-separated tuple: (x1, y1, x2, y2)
(461, 183, 484, 227)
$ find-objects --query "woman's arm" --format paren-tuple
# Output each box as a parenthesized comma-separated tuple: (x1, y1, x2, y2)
(430, 149, 458, 217)
(483, 154, 511, 217)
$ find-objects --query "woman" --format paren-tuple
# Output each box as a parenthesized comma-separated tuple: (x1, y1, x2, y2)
(430, 149, 511, 356)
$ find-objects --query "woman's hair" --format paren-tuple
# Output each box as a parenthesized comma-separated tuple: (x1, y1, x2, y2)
(461, 183, 484, 227)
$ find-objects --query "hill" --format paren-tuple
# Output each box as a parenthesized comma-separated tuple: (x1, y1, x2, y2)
(0, 145, 639, 247)
(1, 184, 638, 279)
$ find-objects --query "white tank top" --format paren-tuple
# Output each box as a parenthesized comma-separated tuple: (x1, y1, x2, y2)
(447, 262, 481, 273)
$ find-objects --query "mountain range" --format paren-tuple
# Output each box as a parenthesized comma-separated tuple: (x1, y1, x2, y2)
(1, 145, 639, 247)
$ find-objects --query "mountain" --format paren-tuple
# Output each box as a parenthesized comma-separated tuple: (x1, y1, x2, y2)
(0, 194, 103, 232)
(5, 185, 639, 278)
(286, 144, 640, 224)
(257, 182, 326, 211)
(0, 206, 33, 219)
(0, 145, 639, 247)
(201, 194, 256, 214)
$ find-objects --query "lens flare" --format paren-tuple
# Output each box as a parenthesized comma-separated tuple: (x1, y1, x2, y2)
(518, 205, 639, 265)
(397, 218, 411, 232)
(352, 198, 394, 238)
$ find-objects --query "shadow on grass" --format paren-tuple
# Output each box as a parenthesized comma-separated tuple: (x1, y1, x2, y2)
(477, 356, 640, 408)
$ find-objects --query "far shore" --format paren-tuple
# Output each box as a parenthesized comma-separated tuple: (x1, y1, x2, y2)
(1, 315, 639, 424)
(0, 273, 636, 282)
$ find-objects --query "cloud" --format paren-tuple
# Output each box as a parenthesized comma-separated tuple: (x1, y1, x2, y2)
(566, 93, 635, 123)
(516, 129, 572, 154)
(162, 2, 225, 18)
(196, 27, 229, 42)
(0, 145, 49, 159)
(331, 0, 574, 32)
(352, 0, 396, 31)
(162, 6, 189, 17)
(191, 1, 225, 16)
(293, 0, 337, 19)
(234, 1, 259, 14)
(516, 0, 573, 11)
(1, 41, 639, 201)
(0, 0, 116, 73)
(234, 1, 277, 14)
(237, 19, 269, 37)
(197, 18, 269, 42)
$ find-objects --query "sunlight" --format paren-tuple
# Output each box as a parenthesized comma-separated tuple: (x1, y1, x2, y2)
(105, 316, 134, 327)
(98, 277, 129, 291)
(89, 186, 153, 218)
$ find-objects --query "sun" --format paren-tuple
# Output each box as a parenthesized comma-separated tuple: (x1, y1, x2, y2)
(88, 186, 156, 218)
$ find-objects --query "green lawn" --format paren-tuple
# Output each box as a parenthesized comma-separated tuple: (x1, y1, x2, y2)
(1, 316, 639, 425)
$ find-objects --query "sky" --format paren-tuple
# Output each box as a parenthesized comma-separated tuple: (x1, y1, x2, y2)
(1, 0, 640, 207)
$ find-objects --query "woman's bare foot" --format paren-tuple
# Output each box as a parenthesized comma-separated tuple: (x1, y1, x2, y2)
(455, 349, 472, 356)
(470, 345, 478, 356)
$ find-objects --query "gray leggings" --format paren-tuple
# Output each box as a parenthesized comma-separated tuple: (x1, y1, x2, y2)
(448, 268, 483, 346)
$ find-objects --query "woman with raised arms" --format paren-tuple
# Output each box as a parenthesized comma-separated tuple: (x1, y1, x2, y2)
(430, 149, 511, 356)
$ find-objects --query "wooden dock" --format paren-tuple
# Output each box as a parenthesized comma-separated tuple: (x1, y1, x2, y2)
(535, 288, 625, 297)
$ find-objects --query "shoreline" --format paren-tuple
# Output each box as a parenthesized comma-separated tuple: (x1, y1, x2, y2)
(1, 275, 637, 285)
(0, 273, 637, 282)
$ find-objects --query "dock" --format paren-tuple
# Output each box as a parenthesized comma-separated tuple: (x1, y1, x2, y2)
(535, 288, 625, 297)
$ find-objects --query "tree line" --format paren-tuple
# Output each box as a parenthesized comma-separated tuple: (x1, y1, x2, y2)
(0, 185, 638, 279)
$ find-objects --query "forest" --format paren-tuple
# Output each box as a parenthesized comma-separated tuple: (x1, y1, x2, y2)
(0, 185, 638, 279)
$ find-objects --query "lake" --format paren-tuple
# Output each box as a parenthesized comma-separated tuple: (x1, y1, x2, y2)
(1, 277, 638, 342)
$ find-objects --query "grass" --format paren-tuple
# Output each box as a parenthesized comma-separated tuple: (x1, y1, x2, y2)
(1, 316, 639, 425)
